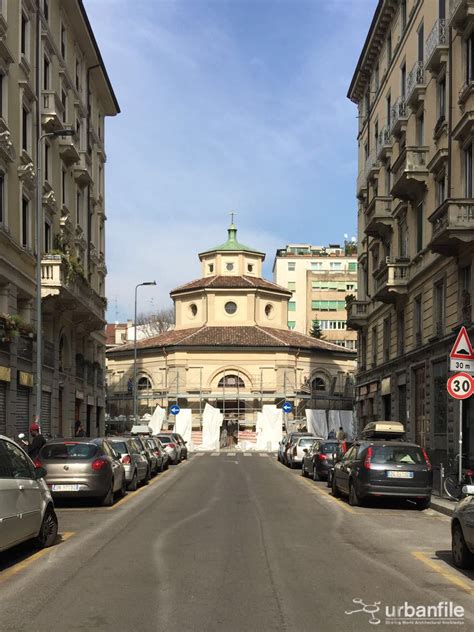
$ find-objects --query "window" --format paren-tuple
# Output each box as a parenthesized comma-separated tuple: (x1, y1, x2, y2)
(397, 310, 405, 355)
(43, 0, 49, 21)
(371, 326, 378, 367)
(0, 73, 4, 119)
(439, 0, 446, 19)
(0, 172, 4, 224)
(459, 264, 472, 323)
(386, 93, 391, 128)
(60, 24, 66, 59)
(44, 220, 51, 253)
(401, 0, 407, 30)
(416, 111, 424, 146)
(75, 58, 80, 91)
(434, 280, 445, 336)
(387, 33, 392, 63)
(76, 189, 82, 225)
(22, 105, 29, 152)
(464, 142, 473, 197)
(433, 360, 447, 434)
(436, 175, 446, 206)
(61, 88, 67, 123)
(319, 320, 346, 330)
(287, 281, 296, 291)
(43, 55, 50, 90)
(312, 300, 346, 311)
(265, 304, 273, 317)
(383, 317, 391, 362)
(218, 374, 244, 388)
(311, 261, 323, 270)
(466, 32, 474, 83)
(401, 62, 406, 97)
(348, 262, 357, 272)
(76, 117, 81, 147)
(312, 377, 326, 392)
(137, 377, 152, 391)
(330, 262, 342, 270)
(44, 142, 50, 182)
(247, 264, 253, 272)
(287, 321, 296, 329)
(417, 23, 424, 63)
(385, 162, 391, 195)
(288, 301, 296, 312)
(208, 263, 214, 273)
(414, 295, 422, 346)
(225, 262, 234, 271)
(416, 202, 423, 252)
(21, 12, 28, 57)
(438, 76, 446, 119)
(225, 301, 237, 315)
(398, 217, 408, 258)
(21, 196, 29, 247)
(374, 64, 379, 92)
(288, 262, 295, 271)
(189, 303, 197, 317)
(4, 441, 34, 479)
(62, 168, 67, 205)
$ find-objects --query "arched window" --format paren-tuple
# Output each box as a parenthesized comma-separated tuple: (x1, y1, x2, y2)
(312, 377, 326, 392)
(137, 376, 152, 390)
(218, 374, 245, 388)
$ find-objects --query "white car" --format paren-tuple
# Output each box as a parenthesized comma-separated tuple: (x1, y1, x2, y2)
(287, 435, 323, 468)
(0, 435, 58, 553)
(451, 484, 474, 569)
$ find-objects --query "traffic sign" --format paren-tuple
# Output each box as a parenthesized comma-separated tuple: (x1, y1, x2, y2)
(170, 404, 181, 415)
(282, 401, 293, 413)
(450, 326, 474, 360)
(450, 358, 474, 374)
(447, 372, 474, 400)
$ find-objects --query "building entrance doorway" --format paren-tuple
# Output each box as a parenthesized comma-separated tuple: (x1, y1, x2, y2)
(414, 366, 426, 448)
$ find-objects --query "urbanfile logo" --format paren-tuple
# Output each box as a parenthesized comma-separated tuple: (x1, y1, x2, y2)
(345, 598, 465, 626)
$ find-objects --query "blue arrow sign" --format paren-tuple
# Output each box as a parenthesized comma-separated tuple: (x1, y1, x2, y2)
(170, 405, 181, 416)
(282, 401, 293, 413)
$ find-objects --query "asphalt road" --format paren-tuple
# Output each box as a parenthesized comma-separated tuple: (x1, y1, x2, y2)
(0, 451, 473, 632)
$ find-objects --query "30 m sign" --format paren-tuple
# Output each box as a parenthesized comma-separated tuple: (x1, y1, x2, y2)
(447, 372, 474, 400)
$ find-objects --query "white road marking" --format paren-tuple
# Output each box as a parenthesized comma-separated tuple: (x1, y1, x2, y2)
(211, 453, 219, 456)
(243, 453, 251, 456)
(259, 453, 269, 457)
(227, 452, 236, 456)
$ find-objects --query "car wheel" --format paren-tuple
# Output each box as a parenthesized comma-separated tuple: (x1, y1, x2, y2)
(101, 481, 115, 506)
(348, 481, 361, 507)
(127, 470, 138, 491)
(332, 475, 341, 498)
(415, 497, 430, 511)
(313, 466, 320, 482)
(118, 476, 127, 499)
(452, 523, 474, 569)
(143, 467, 151, 483)
(301, 463, 307, 477)
(34, 507, 58, 548)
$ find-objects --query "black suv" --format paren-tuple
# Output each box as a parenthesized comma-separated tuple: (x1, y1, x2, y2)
(332, 439, 432, 509)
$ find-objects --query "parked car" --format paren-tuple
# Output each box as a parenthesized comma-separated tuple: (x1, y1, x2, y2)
(143, 436, 166, 473)
(282, 432, 315, 466)
(287, 435, 319, 469)
(277, 436, 290, 463)
(155, 437, 170, 470)
(157, 434, 181, 464)
(108, 436, 149, 491)
(133, 435, 156, 478)
(0, 435, 58, 553)
(451, 484, 474, 569)
(301, 439, 340, 481)
(331, 428, 432, 509)
(37, 438, 126, 506)
(327, 441, 354, 487)
(172, 433, 188, 460)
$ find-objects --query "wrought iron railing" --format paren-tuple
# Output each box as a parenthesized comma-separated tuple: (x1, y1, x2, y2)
(425, 18, 447, 62)
(406, 60, 425, 101)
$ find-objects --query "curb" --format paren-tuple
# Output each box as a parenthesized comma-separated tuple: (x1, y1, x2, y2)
(430, 499, 456, 517)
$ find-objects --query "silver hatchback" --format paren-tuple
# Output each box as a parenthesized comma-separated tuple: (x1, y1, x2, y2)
(108, 437, 149, 491)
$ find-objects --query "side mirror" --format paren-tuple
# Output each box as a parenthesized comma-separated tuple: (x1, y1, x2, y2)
(35, 466, 47, 480)
(303, 448, 308, 454)
(462, 485, 474, 496)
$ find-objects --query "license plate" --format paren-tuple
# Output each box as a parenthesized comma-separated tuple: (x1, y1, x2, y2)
(51, 484, 80, 491)
(386, 471, 414, 479)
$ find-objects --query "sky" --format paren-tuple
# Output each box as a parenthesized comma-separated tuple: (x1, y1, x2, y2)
(84, 0, 377, 321)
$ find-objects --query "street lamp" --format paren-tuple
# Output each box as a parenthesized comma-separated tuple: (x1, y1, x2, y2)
(133, 281, 157, 422)
(35, 127, 75, 426)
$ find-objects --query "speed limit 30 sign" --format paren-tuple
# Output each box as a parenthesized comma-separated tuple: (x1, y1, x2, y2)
(447, 372, 474, 399)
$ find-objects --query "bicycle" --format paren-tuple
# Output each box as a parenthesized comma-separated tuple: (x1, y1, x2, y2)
(443, 454, 474, 500)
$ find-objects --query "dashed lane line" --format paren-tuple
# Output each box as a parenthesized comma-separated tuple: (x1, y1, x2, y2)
(412, 551, 474, 595)
(227, 452, 236, 457)
(0, 532, 75, 583)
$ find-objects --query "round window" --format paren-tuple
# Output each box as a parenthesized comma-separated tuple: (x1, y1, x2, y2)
(189, 303, 198, 317)
(265, 304, 273, 318)
(226, 262, 234, 271)
(225, 301, 237, 315)
(247, 264, 253, 272)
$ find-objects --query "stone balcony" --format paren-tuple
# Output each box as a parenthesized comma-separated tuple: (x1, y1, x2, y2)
(376, 126, 392, 161)
(59, 136, 80, 165)
(74, 151, 93, 186)
(41, 255, 106, 331)
(364, 153, 379, 182)
(357, 170, 368, 201)
(346, 300, 370, 331)
(428, 199, 474, 256)
(364, 196, 394, 238)
(449, 0, 474, 32)
(406, 61, 426, 109)
(390, 97, 409, 137)
(42, 91, 64, 133)
(391, 146, 429, 200)
(373, 258, 410, 304)
(425, 19, 448, 73)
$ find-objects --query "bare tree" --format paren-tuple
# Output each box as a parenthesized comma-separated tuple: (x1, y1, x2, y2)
(136, 306, 175, 336)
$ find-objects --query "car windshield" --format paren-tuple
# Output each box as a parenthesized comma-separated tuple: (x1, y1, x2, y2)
(371, 446, 425, 465)
(299, 438, 315, 446)
(158, 436, 172, 444)
(110, 441, 128, 455)
(321, 443, 339, 454)
(42, 443, 98, 459)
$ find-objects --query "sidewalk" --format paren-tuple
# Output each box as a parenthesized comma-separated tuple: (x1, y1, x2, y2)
(430, 494, 457, 517)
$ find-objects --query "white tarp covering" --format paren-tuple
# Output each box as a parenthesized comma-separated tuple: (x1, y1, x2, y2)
(328, 410, 354, 439)
(256, 405, 283, 451)
(174, 408, 193, 447)
(148, 405, 166, 435)
(305, 409, 327, 438)
(200, 403, 223, 451)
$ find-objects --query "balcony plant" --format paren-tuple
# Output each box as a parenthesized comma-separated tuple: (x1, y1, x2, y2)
(0, 314, 35, 342)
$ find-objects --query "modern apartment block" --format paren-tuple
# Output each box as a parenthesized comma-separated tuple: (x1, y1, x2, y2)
(347, 0, 474, 466)
(0, 1, 119, 438)
(273, 243, 358, 348)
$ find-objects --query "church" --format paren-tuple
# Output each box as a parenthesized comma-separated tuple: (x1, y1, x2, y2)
(106, 223, 356, 434)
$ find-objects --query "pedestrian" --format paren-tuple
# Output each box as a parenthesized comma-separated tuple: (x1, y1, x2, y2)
(336, 426, 346, 441)
(27, 423, 46, 460)
(328, 428, 336, 439)
(226, 419, 235, 448)
(75, 421, 86, 437)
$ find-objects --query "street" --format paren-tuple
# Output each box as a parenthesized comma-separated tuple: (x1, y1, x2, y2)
(1, 452, 473, 632)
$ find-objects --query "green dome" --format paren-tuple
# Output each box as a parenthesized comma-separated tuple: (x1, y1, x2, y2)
(199, 224, 265, 257)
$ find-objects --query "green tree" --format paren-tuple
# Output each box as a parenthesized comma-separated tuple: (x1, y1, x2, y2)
(309, 320, 323, 339)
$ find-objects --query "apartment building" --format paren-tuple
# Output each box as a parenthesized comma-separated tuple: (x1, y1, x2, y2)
(273, 243, 358, 348)
(0, 1, 119, 438)
(347, 0, 474, 466)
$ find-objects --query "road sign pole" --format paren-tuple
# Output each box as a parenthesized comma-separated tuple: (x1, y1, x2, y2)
(459, 399, 463, 484)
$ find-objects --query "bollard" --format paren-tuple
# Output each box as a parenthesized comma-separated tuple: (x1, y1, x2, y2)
(440, 463, 444, 497)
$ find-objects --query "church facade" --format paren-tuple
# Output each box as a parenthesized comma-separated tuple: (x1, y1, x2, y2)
(106, 225, 356, 429)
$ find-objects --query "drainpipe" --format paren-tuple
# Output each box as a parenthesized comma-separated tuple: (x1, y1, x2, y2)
(447, 26, 453, 198)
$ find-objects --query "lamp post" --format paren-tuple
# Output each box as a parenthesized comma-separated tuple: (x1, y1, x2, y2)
(34, 127, 75, 426)
(133, 281, 157, 422)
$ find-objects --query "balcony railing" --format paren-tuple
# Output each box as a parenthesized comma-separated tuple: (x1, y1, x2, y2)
(391, 147, 429, 200)
(346, 300, 370, 331)
(406, 61, 426, 107)
(74, 151, 92, 185)
(390, 97, 408, 136)
(429, 199, 474, 255)
(365, 197, 393, 238)
(373, 258, 410, 304)
(425, 19, 448, 72)
(450, 0, 474, 31)
(376, 126, 392, 160)
(364, 153, 379, 181)
(42, 91, 64, 133)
